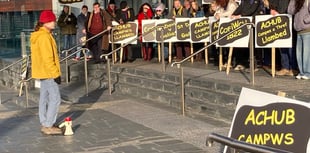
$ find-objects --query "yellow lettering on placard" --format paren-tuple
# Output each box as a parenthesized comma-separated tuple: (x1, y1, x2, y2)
(244, 109, 256, 125)
(177, 24, 183, 29)
(286, 109, 295, 125)
(284, 133, 294, 145)
(185, 22, 190, 27)
(260, 16, 282, 29)
(239, 133, 294, 146)
(252, 133, 264, 144)
(194, 20, 208, 28)
(238, 134, 245, 141)
(181, 33, 190, 38)
(244, 109, 295, 125)
(262, 29, 287, 44)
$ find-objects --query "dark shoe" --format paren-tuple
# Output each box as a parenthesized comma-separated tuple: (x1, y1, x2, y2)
(41, 126, 62, 135)
(128, 59, 135, 63)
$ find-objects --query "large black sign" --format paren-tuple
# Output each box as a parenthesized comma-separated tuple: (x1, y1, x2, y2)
(228, 103, 310, 153)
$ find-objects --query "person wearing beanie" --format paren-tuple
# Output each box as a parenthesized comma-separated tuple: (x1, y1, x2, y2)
(57, 5, 77, 53)
(169, 0, 190, 61)
(115, 1, 136, 62)
(30, 10, 63, 135)
(154, 3, 169, 61)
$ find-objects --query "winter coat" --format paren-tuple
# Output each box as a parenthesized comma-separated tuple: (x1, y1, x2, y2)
(30, 27, 61, 79)
(57, 11, 77, 35)
(287, 0, 310, 32)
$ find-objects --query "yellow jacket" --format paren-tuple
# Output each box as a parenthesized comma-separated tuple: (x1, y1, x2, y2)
(30, 27, 61, 79)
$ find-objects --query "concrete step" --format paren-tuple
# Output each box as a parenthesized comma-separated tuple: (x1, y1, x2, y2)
(111, 65, 239, 122)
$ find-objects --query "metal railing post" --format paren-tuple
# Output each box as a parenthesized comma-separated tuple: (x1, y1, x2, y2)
(171, 23, 255, 116)
(100, 25, 160, 95)
(178, 64, 185, 116)
(65, 51, 69, 84)
(82, 48, 89, 96)
(20, 32, 27, 57)
(160, 28, 166, 72)
(249, 27, 255, 85)
(106, 56, 112, 95)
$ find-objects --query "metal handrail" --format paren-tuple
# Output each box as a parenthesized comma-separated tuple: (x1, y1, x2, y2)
(0, 27, 109, 74)
(0, 57, 25, 73)
(100, 25, 164, 95)
(61, 28, 110, 54)
(170, 22, 255, 116)
(206, 133, 292, 153)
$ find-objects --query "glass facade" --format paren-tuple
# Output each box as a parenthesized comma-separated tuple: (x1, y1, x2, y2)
(0, 0, 202, 58)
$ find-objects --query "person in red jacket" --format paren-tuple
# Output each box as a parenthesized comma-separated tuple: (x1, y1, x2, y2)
(137, 3, 154, 61)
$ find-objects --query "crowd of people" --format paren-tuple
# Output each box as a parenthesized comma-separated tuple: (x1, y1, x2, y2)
(29, 0, 309, 135)
(56, 0, 310, 80)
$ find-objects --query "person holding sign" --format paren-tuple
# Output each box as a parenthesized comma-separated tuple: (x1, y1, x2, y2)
(154, 3, 169, 60)
(169, 0, 190, 61)
(115, 1, 136, 62)
(214, 0, 238, 20)
(190, 1, 205, 61)
(265, 0, 298, 76)
(288, 0, 310, 80)
(137, 3, 154, 61)
(231, 0, 264, 71)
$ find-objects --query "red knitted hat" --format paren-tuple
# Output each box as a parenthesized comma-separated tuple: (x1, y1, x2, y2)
(39, 10, 56, 23)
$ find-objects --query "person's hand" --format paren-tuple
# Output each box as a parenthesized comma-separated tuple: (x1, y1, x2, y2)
(231, 15, 241, 19)
(119, 19, 124, 24)
(107, 26, 112, 30)
(270, 9, 279, 16)
(215, 13, 220, 20)
(54, 76, 61, 84)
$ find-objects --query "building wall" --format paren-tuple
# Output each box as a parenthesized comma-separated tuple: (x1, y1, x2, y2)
(0, 0, 52, 12)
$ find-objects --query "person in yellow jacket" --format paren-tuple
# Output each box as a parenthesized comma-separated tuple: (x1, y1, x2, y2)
(31, 10, 62, 135)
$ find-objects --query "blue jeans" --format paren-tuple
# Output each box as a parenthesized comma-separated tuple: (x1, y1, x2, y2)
(75, 46, 90, 58)
(296, 32, 310, 77)
(280, 48, 297, 70)
(39, 79, 61, 127)
(62, 34, 76, 50)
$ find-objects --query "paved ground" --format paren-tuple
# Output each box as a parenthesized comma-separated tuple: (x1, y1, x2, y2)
(1, 58, 309, 153)
(0, 86, 229, 153)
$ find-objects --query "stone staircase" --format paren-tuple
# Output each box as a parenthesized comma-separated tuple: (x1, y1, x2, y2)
(109, 64, 239, 123)
(0, 58, 243, 123)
